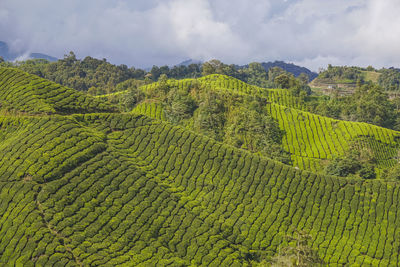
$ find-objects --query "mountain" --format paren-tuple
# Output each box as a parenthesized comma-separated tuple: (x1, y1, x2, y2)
(29, 53, 58, 62)
(0, 41, 17, 61)
(176, 59, 202, 66)
(260, 60, 318, 81)
(0, 41, 8, 59)
(2, 68, 400, 265)
(0, 41, 57, 62)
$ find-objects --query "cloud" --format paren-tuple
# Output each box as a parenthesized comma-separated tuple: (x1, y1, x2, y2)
(1, 0, 400, 70)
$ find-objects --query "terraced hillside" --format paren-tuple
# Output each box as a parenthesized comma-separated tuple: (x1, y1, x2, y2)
(1, 112, 400, 266)
(0, 67, 116, 114)
(131, 75, 400, 174)
(267, 103, 400, 172)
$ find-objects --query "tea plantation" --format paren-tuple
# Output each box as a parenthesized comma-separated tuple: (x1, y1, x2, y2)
(2, 67, 400, 266)
(130, 74, 400, 174)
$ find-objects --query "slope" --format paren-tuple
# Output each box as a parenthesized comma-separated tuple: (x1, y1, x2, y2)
(267, 103, 400, 172)
(0, 67, 116, 114)
(131, 75, 400, 174)
(1, 113, 400, 266)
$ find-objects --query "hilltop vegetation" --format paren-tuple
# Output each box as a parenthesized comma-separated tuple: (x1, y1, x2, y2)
(2, 64, 400, 266)
(2, 53, 315, 94)
(378, 68, 400, 91)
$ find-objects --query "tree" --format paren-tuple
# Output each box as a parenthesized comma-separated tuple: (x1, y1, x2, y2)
(164, 87, 197, 123)
(241, 62, 269, 88)
(202, 59, 222, 76)
(268, 67, 286, 84)
(271, 230, 324, 267)
(298, 73, 309, 84)
(194, 90, 226, 140)
(324, 157, 361, 177)
(150, 65, 161, 81)
(383, 164, 400, 181)
(347, 83, 395, 128)
(87, 86, 97, 96)
(61, 51, 78, 67)
(201, 59, 237, 77)
(224, 106, 290, 164)
(157, 74, 169, 95)
(275, 74, 291, 89)
(118, 80, 145, 111)
(324, 141, 376, 179)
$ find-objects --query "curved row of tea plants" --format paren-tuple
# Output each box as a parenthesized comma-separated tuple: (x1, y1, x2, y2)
(132, 101, 165, 121)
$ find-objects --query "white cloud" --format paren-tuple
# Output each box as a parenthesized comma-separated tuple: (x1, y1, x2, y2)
(1, 0, 400, 70)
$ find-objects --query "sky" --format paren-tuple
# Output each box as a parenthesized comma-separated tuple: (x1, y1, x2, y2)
(1, 0, 400, 71)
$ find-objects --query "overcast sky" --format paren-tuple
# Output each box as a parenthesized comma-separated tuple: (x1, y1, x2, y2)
(1, 0, 400, 71)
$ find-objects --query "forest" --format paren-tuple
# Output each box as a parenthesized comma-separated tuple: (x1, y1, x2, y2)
(1, 55, 400, 266)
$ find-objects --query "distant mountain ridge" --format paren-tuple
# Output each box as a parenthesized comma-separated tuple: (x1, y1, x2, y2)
(176, 59, 318, 81)
(259, 61, 318, 80)
(0, 41, 57, 62)
(176, 59, 202, 66)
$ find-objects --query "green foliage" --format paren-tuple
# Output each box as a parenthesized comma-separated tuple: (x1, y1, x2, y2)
(242, 62, 270, 88)
(10, 52, 145, 94)
(118, 81, 145, 112)
(325, 157, 362, 177)
(270, 231, 324, 267)
(344, 83, 395, 128)
(193, 90, 226, 140)
(164, 87, 197, 123)
(224, 106, 290, 164)
(382, 163, 400, 181)
(274, 72, 311, 96)
(312, 82, 396, 129)
(128, 75, 293, 163)
(201, 59, 236, 77)
(324, 142, 377, 179)
(318, 65, 365, 83)
(378, 68, 400, 91)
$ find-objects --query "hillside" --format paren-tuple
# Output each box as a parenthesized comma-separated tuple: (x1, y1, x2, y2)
(128, 74, 400, 175)
(267, 103, 399, 172)
(1, 112, 400, 266)
(2, 70, 400, 265)
(0, 67, 116, 114)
